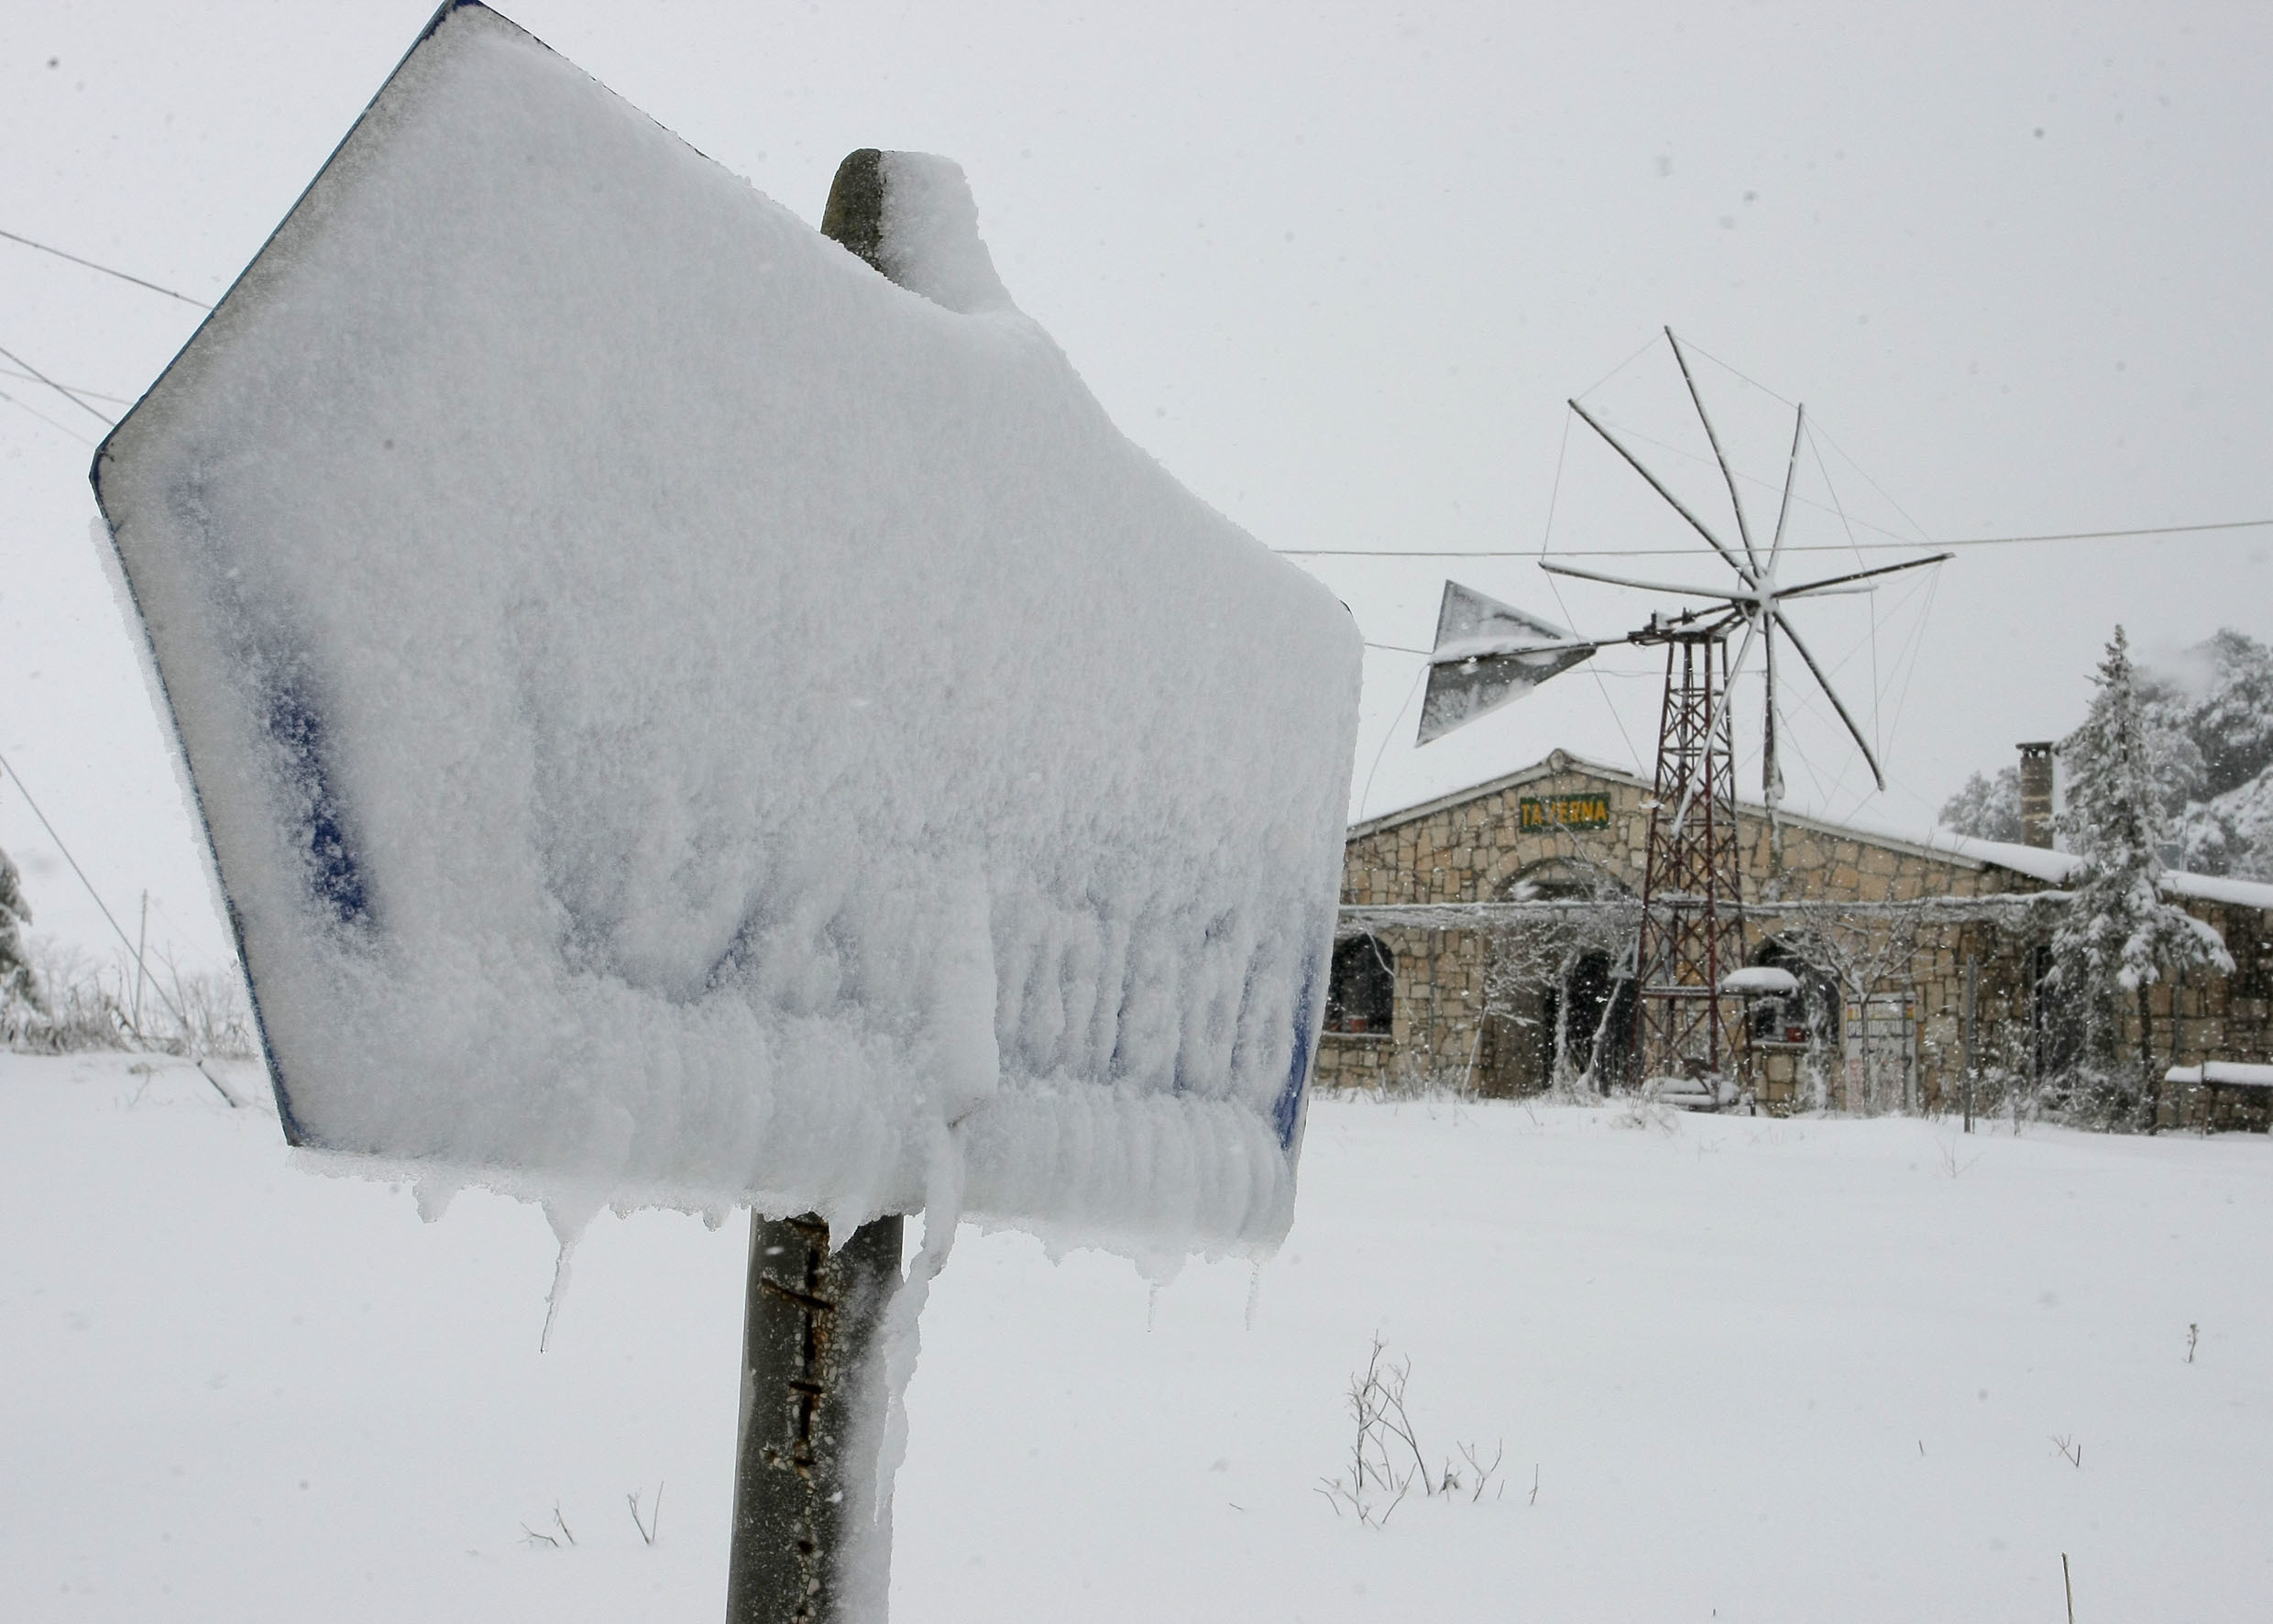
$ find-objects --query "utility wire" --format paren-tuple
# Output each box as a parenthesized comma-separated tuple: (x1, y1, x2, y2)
(0, 340, 115, 427)
(0, 363, 129, 405)
(1279, 519, 2273, 559)
(0, 747, 245, 1109)
(0, 225, 213, 309)
(0, 386, 97, 447)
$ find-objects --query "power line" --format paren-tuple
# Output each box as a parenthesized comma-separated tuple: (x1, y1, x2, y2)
(1278, 518, 2273, 560)
(0, 225, 213, 309)
(0, 386, 98, 447)
(0, 363, 129, 405)
(0, 340, 115, 427)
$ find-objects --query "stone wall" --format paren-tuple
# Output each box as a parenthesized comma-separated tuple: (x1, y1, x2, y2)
(1319, 752, 2273, 1125)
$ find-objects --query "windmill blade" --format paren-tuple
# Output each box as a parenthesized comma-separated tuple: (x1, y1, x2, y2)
(1540, 557, 1751, 602)
(1768, 403, 1805, 582)
(1567, 400, 1755, 587)
(1762, 624, 1784, 804)
(1773, 552, 1954, 601)
(1772, 608, 1886, 791)
(1665, 328, 1757, 572)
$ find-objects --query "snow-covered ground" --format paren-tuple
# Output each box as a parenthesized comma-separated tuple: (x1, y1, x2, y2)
(5, 1051, 2268, 1621)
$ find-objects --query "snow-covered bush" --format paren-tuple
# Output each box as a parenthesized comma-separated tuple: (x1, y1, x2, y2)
(2047, 628, 2234, 1128)
(0, 845, 39, 1040)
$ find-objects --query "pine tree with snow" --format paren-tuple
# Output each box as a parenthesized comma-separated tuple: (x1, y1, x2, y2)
(2139, 628, 2273, 877)
(1938, 766, 2025, 843)
(0, 840, 39, 1035)
(2048, 627, 2235, 1130)
(2146, 628, 2273, 798)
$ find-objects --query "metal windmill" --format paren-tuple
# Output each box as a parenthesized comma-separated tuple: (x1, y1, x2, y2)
(1419, 330, 1948, 1096)
(1545, 330, 1949, 1092)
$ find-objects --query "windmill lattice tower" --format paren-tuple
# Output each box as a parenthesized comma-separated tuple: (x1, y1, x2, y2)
(1631, 611, 1745, 1091)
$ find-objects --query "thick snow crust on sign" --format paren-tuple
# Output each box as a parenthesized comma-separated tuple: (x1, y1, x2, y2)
(92, 4, 1360, 1256)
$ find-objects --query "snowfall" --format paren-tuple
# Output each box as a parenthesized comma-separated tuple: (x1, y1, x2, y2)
(12, 7, 2273, 1620)
(5, 1048, 2268, 1623)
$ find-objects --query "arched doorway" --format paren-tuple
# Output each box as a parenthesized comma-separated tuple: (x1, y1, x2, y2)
(1543, 948, 1639, 1092)
(1477, 857, 1635, 1096)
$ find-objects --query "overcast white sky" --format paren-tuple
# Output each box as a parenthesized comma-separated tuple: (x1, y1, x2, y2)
(4, 0, 2269, 968)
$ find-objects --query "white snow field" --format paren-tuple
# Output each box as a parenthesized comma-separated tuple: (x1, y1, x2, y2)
(6, 1051, 2269, 1622)
(93, 1, 1359, 1254)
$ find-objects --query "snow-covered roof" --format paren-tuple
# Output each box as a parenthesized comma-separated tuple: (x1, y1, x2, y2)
(1927, 835, 2273, 911)
(2165, 1062, 2273, 1088)
(1346, 747, 2273, 914)
(1921, 833, 2080, 885)
(1348, 748, 1994, 872)
(2159, 871, 2273, 912)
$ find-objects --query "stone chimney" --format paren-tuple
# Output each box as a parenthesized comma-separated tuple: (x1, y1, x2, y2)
(2018, 741, 2056, 848)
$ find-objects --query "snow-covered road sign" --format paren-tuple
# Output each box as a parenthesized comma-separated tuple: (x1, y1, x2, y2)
(93, 1, 1359, 1254)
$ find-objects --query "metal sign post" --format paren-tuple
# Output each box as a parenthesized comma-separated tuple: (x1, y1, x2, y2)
(722, 154, 925, 1624)
(727, 1213, 904, 1624)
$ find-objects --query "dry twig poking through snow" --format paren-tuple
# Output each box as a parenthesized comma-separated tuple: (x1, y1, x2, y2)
(1318, 1337, 1506, 1524)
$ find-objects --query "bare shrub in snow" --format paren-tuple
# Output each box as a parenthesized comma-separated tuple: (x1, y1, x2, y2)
(1610, 1094, 1680, 1134)
(1318, 1337, 1504, 1525)
(6, 938, 258, 1060)
(519, 1503, 577, 1549)
(626, 1482, 662, 1545)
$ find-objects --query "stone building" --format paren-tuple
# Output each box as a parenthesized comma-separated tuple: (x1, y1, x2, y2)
(1318, 748, 2273, 1126)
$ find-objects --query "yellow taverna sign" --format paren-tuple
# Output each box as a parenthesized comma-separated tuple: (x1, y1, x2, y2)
(1520, 793, 1613, 831)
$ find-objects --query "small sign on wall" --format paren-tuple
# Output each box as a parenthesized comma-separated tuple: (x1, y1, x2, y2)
(1520, 794, 1613, 831)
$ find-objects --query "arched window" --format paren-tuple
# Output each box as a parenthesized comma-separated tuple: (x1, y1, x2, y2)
(1505, 855, 1625, 904)
(1747, 938, 1841, 1048)
(1325, 934, 1395, 1035)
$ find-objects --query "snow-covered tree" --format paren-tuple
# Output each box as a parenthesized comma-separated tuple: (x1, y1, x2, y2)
(2047, 627, 2234, 1130)
(1942, 628, 2273, 875)
(2136, 628, 2273, 877)
(2144, 628, 2273, 798)
(0, 841, 39, 1032)
(1938, 766, 2024, 843)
